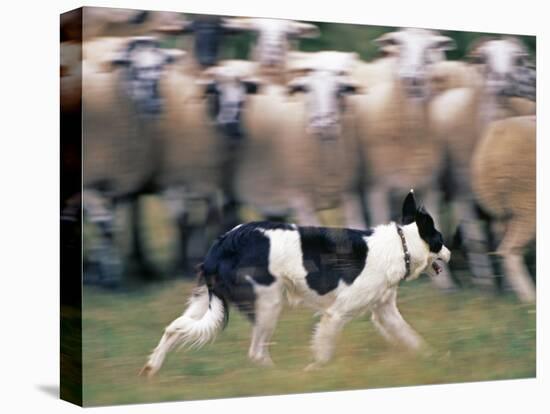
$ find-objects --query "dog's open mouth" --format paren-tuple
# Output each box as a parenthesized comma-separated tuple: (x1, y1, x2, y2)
(431, 260, 443, 275)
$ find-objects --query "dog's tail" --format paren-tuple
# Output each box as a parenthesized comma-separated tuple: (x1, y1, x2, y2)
(140, 264, 228, 378)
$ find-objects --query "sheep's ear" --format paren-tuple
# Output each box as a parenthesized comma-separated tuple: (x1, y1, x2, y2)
(154, 19, 192, 34)
(164, 49, 186, 64)
(287, 78, 308, 95)
(109, 53, 131, 69)
(373, 32, 399, 53)
(401, 189, 417, 225)
(202, 81, 218, 95)
(222, 17, 256, 32)
(290, 21, 320, 39)
(466, 36, 492, 63)
(504, 36, 528, 54)
(432, 36, 456, 51)
(196, 76, 218, 95)
(243, 78, 261, 94)
(339, 80, 365, 95)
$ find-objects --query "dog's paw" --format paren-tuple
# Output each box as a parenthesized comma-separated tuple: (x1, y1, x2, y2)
(138, 363, 157, 378)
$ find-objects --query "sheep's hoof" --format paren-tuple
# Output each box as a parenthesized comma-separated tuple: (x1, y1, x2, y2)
(304, 362, 323, 372)
(251, 355, 275, 367)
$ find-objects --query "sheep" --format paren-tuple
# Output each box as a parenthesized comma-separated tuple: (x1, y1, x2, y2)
(282, 51, 365, 226)
(429, 37, 536, 285)
(226, 51, 364, 227)
(224, 17, 320, 84)
(82, 37, 185, 284)
(471, 115, 536, 302)
(155, 15, 252, 73)
(429, 60, 481, 93)
(80, 7, 185, 41)
(351, 28, 457, 289)
(155, 60, 262, 270)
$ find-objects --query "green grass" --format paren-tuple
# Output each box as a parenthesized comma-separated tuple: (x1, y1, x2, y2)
(82, 279, 535, 406)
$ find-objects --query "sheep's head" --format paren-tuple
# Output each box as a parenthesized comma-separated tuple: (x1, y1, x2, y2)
(225, 18, 319, 69)
(110, 37, 185, 116)
(198, 64, 261, 139)
(287, 53, 363, 139)
(467, 36, 531, 97)
(157, 15, 235, 69)
(374, 28, 455, 100)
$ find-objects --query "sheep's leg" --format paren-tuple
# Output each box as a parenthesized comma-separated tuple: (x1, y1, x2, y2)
(305, 310, 351, 371)
(366, 184, 391, 227)
(422, 189, 456, 290)
(125, 197, 158, 280)
(83, 189, 122, 287)
(452, 198, 495, 287)
(342, 191, 367, 229)
(161, 186, 193, 277)
(497, 217, 535, 303)
(501, 254, 535, 303)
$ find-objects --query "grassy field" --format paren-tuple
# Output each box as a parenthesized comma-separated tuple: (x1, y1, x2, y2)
(82, 278, 535, 407)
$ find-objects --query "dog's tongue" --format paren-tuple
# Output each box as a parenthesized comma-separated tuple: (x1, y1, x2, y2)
(432, 261, 442, 274)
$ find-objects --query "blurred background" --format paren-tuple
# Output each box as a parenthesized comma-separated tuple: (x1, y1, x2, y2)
(60, 7, 536, 406)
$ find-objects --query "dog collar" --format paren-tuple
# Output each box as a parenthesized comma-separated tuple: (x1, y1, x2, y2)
(396, 224, 411, 279)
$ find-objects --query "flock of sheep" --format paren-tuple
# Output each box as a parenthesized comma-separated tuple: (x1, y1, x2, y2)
(60, 8, 536, 302)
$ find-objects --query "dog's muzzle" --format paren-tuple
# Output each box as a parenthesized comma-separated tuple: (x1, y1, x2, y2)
(429, 246, 451, 276)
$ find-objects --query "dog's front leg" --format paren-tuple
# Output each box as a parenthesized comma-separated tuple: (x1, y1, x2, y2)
(372, 300, 429, 354)
(305, 311, 351, 371)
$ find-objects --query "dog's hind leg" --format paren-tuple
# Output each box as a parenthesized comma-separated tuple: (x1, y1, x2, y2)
(140, 286, 225, 377)
(247, 284, 283, 366)
(305, 309, 351, 371)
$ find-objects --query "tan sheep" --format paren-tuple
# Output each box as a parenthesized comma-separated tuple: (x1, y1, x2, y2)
(471, 115, 536, 302)
(429, 37, 536, 284)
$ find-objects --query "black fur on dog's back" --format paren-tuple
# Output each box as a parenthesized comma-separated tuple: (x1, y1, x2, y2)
(198, 222, 293, 324)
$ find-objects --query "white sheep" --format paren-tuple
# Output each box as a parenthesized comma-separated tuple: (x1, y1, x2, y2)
(351, 28, 457, 288)
(471, 115, 536, 302)
(224, 17, 320, 84)
(156, 60, 262, 266)
(82, 37, 185, 282)
(229, 51, 364, 227)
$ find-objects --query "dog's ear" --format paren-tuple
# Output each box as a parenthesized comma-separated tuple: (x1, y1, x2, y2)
(402, 189, 417, 225)
(415, 207, 436, 239)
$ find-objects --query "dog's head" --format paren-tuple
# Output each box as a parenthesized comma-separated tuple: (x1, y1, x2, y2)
(401, 190, 451, 279)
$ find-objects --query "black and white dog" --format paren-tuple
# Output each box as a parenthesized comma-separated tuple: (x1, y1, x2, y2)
(141, 190, 450, 376)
